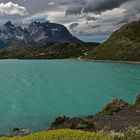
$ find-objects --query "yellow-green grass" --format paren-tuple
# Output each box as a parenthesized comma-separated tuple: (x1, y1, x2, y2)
(0, 129, 114, 140)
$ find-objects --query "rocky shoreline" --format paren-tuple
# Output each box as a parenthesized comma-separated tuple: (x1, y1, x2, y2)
(50, 95, 140, 133)
(77, 58, 140, 65)
(1, 95, 140, 139)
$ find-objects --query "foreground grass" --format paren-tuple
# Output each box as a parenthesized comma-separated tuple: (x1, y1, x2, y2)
(0, 129, 113, 140)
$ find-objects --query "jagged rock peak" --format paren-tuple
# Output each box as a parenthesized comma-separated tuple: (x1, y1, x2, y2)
(4, 21, 15, 28)
(0, 21, 82, 48)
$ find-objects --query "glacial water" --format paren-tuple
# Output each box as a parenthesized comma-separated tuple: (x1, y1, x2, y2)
(0, 59, 139, 135)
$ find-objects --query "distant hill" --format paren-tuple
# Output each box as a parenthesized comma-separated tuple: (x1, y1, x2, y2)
(0, 42, 99, 59)
(0, 21, 82, 47)
(84, 20, 140, 61)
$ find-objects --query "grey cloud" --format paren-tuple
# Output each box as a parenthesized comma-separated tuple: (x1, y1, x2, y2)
(70, 23, 79, 29)
(79, 30, 101, 36)
(92, 25, 101, 28)
(65, 0, 131, 16)
(86, 16, 98, 21)
(66, 5, 83, 15)
(58, 0, 85, 5)
(117, 14, 134, 25)
(116, 0, 140, 26)
(83, 0, 131, 13)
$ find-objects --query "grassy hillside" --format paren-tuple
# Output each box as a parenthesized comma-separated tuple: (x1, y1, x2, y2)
(85, 20, 140, 61)
(0, 42, 99, 59)
(0, 129, 113, 140)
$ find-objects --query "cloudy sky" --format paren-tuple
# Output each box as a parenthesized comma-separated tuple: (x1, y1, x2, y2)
(0, 0, 139, 42)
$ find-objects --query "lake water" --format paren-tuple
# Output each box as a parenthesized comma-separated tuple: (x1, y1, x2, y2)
(0, 59, 139, 135)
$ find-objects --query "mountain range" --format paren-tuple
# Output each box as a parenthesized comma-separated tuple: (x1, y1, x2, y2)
(0, 20, 139, 61)
(0, 21, 82, 47)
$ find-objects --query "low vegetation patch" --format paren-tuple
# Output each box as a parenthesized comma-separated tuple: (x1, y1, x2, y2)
(0, 129, 114, 140)
(101, 104, 120, 116)
(121, 127, 140, 140)
(101, 99, 130, 116)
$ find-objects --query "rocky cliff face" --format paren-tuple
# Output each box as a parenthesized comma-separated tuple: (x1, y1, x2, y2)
(0, 21, 82, 47)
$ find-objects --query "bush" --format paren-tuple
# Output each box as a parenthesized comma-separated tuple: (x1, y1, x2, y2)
(101, 104, 120, 116)
(52, 116, 70, 126)
(101, 99, 130, 116)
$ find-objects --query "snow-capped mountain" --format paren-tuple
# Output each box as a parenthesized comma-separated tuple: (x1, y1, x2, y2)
(0, 21, 82, 47)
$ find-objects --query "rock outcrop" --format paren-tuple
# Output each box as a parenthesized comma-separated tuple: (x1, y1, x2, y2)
(50, 95, 140, 132)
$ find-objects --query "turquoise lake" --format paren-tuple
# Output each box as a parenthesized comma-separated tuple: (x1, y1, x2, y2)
(0, 59, 139, 135)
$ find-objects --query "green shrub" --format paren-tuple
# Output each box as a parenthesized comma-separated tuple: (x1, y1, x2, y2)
(101, 104, 120, 116)
(52, 116, 70, 126)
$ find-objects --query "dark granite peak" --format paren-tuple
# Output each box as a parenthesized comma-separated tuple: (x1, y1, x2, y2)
(0, 21, 83, 48)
